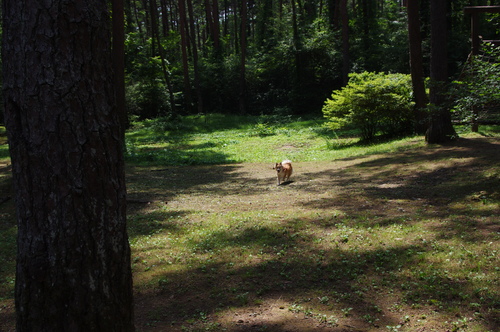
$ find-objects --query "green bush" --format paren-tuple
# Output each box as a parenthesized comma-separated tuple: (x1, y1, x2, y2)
(452, 43, 500, 126)
(322, 72, 415, 140)
(126, 79, 171, 119)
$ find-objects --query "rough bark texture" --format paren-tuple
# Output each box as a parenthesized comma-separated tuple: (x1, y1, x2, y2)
(2, 1, 134, 331)
(426, 0, 457, 144)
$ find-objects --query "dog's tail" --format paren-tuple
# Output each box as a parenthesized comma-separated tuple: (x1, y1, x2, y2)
(282, 159, 292, 164)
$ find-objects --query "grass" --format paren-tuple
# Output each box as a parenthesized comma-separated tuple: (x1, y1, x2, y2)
(124, 114, 427, 165)
(0, 117, 499, 331)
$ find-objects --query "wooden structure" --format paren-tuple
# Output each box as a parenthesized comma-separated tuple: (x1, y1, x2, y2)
(463, 6, 500, 131)
(464, 6, 500, 55)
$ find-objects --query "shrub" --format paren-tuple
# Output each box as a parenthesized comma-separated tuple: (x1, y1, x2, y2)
(322, 72, 415, 140)
(126, 79, 171, 119)
(452, 43, 500, 128)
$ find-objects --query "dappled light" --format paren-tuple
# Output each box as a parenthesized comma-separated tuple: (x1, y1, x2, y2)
(125, 137, 499, 331)
(1, 124, 498, 331)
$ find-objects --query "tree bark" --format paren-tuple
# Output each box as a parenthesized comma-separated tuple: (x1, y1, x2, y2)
(407, 0, 428, 134)
(426, 0, 457, 143)
(187, 0, 204, 113)
(340, 0, 350, 85)
(178, 0, 193, 113)
(2, 1, 134, 330)
(150, 0, 177, 112)
(239, 0, 248, 114)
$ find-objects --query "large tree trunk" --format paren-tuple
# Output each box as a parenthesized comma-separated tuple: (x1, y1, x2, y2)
(407, 0, 428, 134)
(426, 0, 457, 143)
(2, 1, 134, 331)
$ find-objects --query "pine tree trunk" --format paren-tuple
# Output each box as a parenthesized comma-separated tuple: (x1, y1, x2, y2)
(178, 0, 193, 113)
(187, 0, 204, 113)
(2, 1, 134, 330)
(239, 0, 248, 114)
(426, 0, 457, 143)
(340, 0, 350, 85)
(407, 0, 429, 134)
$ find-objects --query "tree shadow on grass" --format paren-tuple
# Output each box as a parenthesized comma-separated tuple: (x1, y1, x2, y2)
(126, 164, 248, 203)
(133, 222, 500, 331)
(125, 147, 239, 166)
(300, 137, 499, 221)
(127, 209, 192, 239)
(127, 137, 498, 329)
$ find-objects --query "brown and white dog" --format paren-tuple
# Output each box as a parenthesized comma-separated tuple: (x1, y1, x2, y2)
(273, 160, 293, 185)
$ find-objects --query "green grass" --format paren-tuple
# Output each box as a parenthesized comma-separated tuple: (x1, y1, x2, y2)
(124, 114, 430, 165)
(123, 115, 499, 331)
(1, 117, 499, 331)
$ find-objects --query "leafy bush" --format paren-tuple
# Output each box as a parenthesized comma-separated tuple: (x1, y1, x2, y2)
(322, 72, 415, 140)
(452, 43, 500, 127)
(126, 79, 171, 119)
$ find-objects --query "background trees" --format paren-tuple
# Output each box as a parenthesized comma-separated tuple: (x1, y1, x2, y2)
(123, 0, 500, 124)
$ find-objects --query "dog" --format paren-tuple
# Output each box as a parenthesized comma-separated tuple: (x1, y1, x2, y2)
(273, 160, 293, 185)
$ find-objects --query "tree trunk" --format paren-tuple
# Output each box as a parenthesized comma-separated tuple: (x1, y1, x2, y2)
(2, 1, 134, 331)
(239, 0, 248, 114)
(178, 0, 193, 113)
(212, 0, 221, 50)
(150, 0, 177, 112)
(187, 0, 204, 113)
(340, 0, 350, 85)
(425, 0, 457, 143)
(407, 0, 428, 134)
(160, 0, 171, 35)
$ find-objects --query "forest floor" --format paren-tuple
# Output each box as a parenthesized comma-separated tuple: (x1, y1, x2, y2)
(0, 136, 499, 331)
(126, 136, 499, 332)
